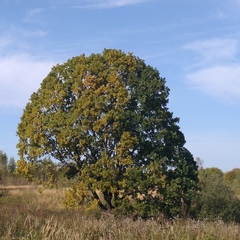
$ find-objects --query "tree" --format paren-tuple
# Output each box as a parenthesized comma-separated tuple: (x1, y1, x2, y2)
(0, 150, 8, 181)
(7, 157, 16, 174)
(15, 157, 59, 187)
(192, 168, 240, 222)
(225, 168, 240, 197)
(16, 49, 198, 218)
(0, 150, 8, 171)
(195, 157, 204, 170)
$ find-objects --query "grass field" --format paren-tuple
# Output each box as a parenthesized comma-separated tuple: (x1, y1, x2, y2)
(1, 185, 240, 240)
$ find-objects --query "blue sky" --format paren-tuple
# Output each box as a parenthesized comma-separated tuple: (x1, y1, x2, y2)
(0, 0, 240, 171)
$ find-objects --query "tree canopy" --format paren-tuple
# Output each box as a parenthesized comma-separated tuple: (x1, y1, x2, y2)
(17, 49, 198, 218)
(192, 168, 240, 222)
(0, 150, 8, 170)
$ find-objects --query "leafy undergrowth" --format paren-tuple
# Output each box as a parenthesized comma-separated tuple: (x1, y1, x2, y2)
(0, 186, 240, 240)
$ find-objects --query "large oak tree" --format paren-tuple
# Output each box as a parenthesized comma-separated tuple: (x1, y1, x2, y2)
(17, 49, 198, 217)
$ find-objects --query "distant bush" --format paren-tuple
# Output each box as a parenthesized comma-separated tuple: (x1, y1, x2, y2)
(192, 168, 240, 223)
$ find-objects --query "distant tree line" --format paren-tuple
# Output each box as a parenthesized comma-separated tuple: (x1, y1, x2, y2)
(11, 152, 240, 223)
(0, 150, 30, 185)
(191, 163, 240, 223)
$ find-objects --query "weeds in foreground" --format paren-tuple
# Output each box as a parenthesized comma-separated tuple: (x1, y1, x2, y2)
(0, 186, 240, 239)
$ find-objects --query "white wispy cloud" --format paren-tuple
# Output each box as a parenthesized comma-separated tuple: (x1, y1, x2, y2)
(0, 24, 47, 56)
(73, 0, 149, 9)
(21, 30, 47, 38)
(184, 38, 238, 65)
(0, 55, 54, 107)
(23, 8, 45, 23)
(106, 0, 148, 7)
(184, 38, 240, 102)
(186, 64, 240, 100)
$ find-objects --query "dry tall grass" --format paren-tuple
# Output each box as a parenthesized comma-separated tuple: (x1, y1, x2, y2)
(0, 185, 240, 240)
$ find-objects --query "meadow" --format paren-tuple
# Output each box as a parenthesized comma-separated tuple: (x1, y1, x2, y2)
(0, 185, 240, 240)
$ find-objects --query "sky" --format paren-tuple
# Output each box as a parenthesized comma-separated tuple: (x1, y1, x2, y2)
(0, 0, 240, 172)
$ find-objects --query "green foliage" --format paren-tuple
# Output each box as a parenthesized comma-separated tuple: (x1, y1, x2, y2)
(192, 168, 240, 223)
(0, 151, 26, 185)
(7, 157, 16, 174)
(17, 49, 198, 218)
(0, 150, 8, 182)
(0, 150, 8, 170)
(224, 168, 240, 197)
(15, 158, 59, 187)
